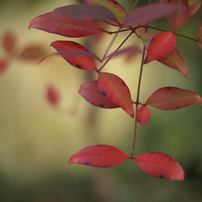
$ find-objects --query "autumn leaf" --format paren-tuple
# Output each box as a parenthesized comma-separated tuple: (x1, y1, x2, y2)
(51, 41, 97, 71)
(98, 72, 134, 117)
(167, 0, 188, 32)
(29, 12, 108, 38)
(79, 81, 119, 108)
(158, 48, 188, 77)
(69, 145, 129, 167)
(46, 85, 60, 106)
(134, 152, 185, 180)
(144, 32, 176, 64)
(145, 87, 202, 110)
(2, 30, 17, 53)
(187, 0, 201, 16)
(0, 60, 9, 74)
(136, 106, 151, 125)
(123, 3, 184, 27)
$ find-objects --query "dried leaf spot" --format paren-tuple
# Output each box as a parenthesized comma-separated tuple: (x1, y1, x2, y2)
(85, 162, 89, 165)
(159, 175, 165, 179)
(101, 91, 107, 97)
(100, 104, 104, 108)
(76, 64, 82, 69)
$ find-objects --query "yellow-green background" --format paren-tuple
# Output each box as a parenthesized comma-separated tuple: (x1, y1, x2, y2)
(0, 0, 202, 201)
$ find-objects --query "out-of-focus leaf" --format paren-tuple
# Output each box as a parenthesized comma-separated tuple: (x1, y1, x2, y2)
(123, 3, 184, 26)
(144, 32, 176, 64)
(51, 41, 97, 71)
(53, 4, 119, 24)
(187, 0, 201, 16)
(18, 45, 46, 61)
(69, 145, 129, 167)
(140, 32, 156, 50)
(134, 152, 185, 181)
(98, 72, 134, 117)
(0, 60, 9, 74)
(146, 87, 202, 110)
(29, 12, 108, 38)
(106, 46, 142, 59)
(2, 30, 17, 53)
(136, 105, 151, 125)
(167, 0, 188, 32)
(46, 85, 60, 106)
(79, 81, 119, 108)
(158, 48, 188, 77)
(84, 0, 127, 24)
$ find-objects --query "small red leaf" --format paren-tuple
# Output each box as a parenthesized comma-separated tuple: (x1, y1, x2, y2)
(53, 4, 119, 24)
(18, 45, 46, 61)
(158, 48, 188, 77)
(146, 87, 202, 110)
(0, 60, 9, 74)
(144, 32, 176, 64)
(198, 26, 202, 49)
(69, 145, 129, 167)
(98, 72, 134, 117)
(84, 0, 127, 24)
(136, 106, 151, 125)
(167, 0, 188, 32)
(123, 3, 184, 26)
(29, 12, 107, 38)
(51, 41, 97, 71)
(134, 152, 185, 181)
(46, 85, 60, 106)
(187, 0, 201, 16)
(2, 30, 17, 53)
(79, 81, 119, 108)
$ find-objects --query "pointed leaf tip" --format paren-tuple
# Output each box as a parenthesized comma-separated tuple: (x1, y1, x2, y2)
(134, 152, 185, 181)
(69, 145, 129, 167)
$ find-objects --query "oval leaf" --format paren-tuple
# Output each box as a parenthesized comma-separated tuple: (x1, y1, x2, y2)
(84, 0, 127, 24)
(134, 152, 185, 181)
(53, 4, 119, 24)
(0, 60, 9, 74)
(29, 12, 107, 38)
(167, 0, 188, 32)
(18, 45, 46, 61)
(79, 81, 119, 108)
(136, 106, 151, 125)
(98, 72, 134, 117)
(69, 145, 129, 167)
(2, 30, 17, 53)
(144, 32, 176, 64)
(123, 3, 184, 26)
(51, 41, 97, 71)
(158, 48, 188, 77)
(146, 87, 202, 110)
(46, 85, 60, 106)
(187, 0, 201, 16)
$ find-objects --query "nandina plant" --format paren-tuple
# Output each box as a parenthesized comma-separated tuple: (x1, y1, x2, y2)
(29, 0, 202, 181)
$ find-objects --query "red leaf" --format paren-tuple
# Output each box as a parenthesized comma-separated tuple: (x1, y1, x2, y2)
(2, 30, 17, 53)
(84, 0, 127, 24)
(123, 3, 184, 27)
(144, 32, 176, 64)
(51, 41, 97, 71)
(98, 72, 134, 117)
(145, 87, 202, 110)
(29, 12, 107, 38)
(134, 152, 185, 180)
(69, 145, 129, 167)
(198, 26, 202, 49)
(46, 85, 60, 106)
(18, 45, 46, 61)
(167, 0, 188, 32)
(136, 106, 151, 125)
(158, 48, 188, 77)
(0, 60, 9, 74)
(79, 81, 119, 108)
(187, 0, 201, 16)
(53, 4, 119, 24)
(106, 46, 142, 59)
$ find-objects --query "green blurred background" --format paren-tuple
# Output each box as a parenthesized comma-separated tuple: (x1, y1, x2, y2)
(0, 0, 202, 201)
